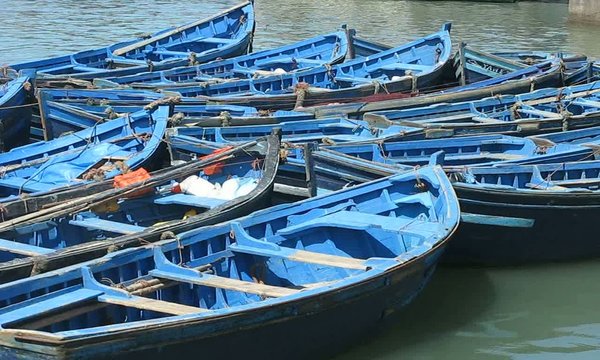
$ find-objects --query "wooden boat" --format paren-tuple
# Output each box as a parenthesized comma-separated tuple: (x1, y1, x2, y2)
(166, 118, 423, 156)
(491, 50, 586, 65)
(531, 126, 600, 145)
(318, 134, 595, 167)
(456, 43, 589, 86)
(0, 134, 281, 282)
(98, 32, 400, 89)
(286, 146, 600, 265)
(304, 50, 584, 118)
(9, 1, 255, 80)
(38, 89, 313, 140)
(0, 70, 36, 151)
(0, 106, 168, 202)
(443, 161, 600, 264)
(0, 165, 459, 359)
(274, 145, 406, 201)
(362, 81, 600, 138)
(152, 23, 453, 110)
(99, 30, 350, 87)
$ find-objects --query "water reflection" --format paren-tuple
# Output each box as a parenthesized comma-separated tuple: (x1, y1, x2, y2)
(2, 1, 600, 64)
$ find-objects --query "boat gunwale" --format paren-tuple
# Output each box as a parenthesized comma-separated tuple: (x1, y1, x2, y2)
(0, 166, 459, 350)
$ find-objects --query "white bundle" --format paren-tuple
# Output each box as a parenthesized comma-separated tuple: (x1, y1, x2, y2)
(177, 175, 259, 200)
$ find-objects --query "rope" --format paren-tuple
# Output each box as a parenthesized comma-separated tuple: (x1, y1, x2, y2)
(294, 82, 309, 109)
(219, 111, 232, 126)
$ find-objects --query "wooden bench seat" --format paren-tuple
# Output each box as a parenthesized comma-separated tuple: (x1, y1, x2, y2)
(153, 194, 227, 209)
(150, 249, 298, 298)
(68, 217, 147, 234)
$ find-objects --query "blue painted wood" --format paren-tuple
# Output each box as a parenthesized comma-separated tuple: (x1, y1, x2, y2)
(0, 106, 168, 201)
(153, 194, 228, 209)
(0, 70, 36, 151)
(0, 165, 459, 359)
(9, 1, 255, 80)
(68, 217, 147, 234)
(0, 135, 281, 282)
(363, 81, 600, 138)
(303, 48, 584, 119)
(166, 118, 422, 156)
(148, 23, 453, 109)
(38, 89, 314, 139)
(0, 238, 54, 256)
(440, 161, 600, 264)
(281, 144, 600, 265)
(101, 31, 349, 87)
(460, 212, 535, 228)
(320, 134, 595, 168)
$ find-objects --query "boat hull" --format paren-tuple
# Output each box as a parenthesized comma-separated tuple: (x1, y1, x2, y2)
(0, 74, 35, 151)
(308, 66, 563, 118)
(444, 186, 600, 265)
(0, 242, 449, 360)
(0, 135, 281, 283)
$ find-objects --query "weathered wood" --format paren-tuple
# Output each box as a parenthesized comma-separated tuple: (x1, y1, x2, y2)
(98, 294, 206, 315)
(0, 140, 260, 232)
(232, 244, 368, 270)
(150, 268, 298, 298)
(303, 143, 317, 198)
(286, 249, 367, 270)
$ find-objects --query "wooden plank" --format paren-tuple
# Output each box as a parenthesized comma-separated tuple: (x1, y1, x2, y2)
(98, 294, 206, 315)
(482, 153, 525, 161)
(523, 88, 600, 107)
(230, 244, 367, 270)
(287, 249, 367, 270)
(68, 218, 147, 234)
(112, 1, 249, 56)
(0, 238, 54, 256)
(0, 289, 101, 327)
(545, 177, 600, 187)
(149, 269, 298, 298)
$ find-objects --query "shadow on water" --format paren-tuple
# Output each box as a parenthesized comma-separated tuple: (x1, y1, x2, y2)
(332, 266, 496, 359)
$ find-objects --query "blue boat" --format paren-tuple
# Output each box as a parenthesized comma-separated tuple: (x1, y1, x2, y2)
(304, 49, 582, 118)
(153, 24, 453, 109)
(491, 50, 586, 65)
(0, 70, 36, 151)
(38, 89, 313, 140)
(166, 118, 423, 156)
(281, 144, 600, 265)
(532, 125, 600, 146)
(0, 166, 459, 359)
(0, 134, 281, 282)
(100, 30, 350, 87)
(362, 81, 600, 138)
(274, 146, 404, 201)
(0, 106, 168, 201)
(319, 134, 595, 167)
(444, 160, 600, 264)
(456, 43, 589, 86)
(10, 1, 255, 80)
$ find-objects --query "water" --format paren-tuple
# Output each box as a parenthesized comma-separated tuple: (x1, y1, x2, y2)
(2, 1, 600, 359)
(335, 261, 600, 359)
(2, 0, 600, 64)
